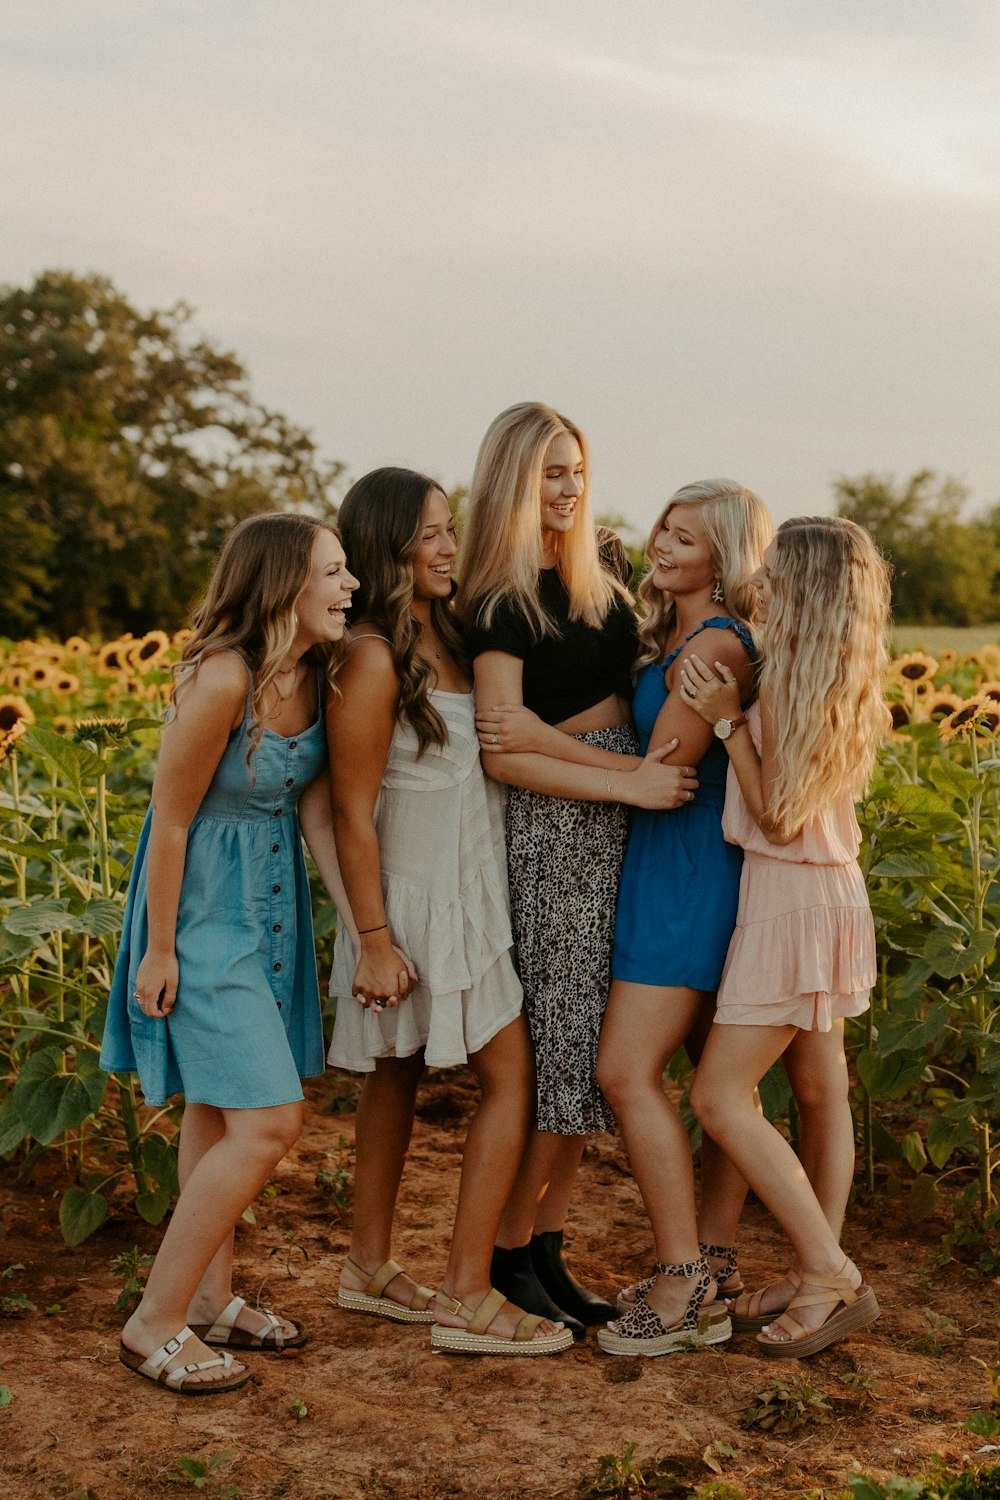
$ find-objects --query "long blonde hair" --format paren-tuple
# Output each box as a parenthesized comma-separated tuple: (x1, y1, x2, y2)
(636, 479, 773, 666)
(457, 401, 630, 635)
(177, 512, 346, 762)
(761, 516, 891, 833)
(338, 467, 467, 757)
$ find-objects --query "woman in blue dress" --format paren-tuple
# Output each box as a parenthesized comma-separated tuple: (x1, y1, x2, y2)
(595, 479, 773, 1357)
(101, 513, 360, 1394)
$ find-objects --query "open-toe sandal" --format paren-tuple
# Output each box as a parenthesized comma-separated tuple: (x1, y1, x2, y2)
(430, 1288, 574, 1356)
(757, 1261, 880, 1359)
(189, 1294, 307, 1350)
(119, 1325, 250, 1395)
(337, 1257, 435, 1324)
(615, 1243, 735, 1326)
(729, 1270, 800, 1333)
(598, 1256, 733, 1357)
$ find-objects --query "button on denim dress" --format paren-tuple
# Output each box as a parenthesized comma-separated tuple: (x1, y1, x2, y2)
(100, 657, 327, 1107)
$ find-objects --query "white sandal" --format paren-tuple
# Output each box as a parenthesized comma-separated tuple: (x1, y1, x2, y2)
(119, 1325, 250, 1394)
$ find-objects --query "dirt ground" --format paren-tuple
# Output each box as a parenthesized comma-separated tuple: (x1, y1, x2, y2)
(2, 1070, 998, 1500)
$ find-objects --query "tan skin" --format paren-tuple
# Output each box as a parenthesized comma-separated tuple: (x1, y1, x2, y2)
(678, 540, 866, 1341)
(328, 487, 560, 1343)
(594, 502, 758, 1334)
(473, 441, 702, 1251)
(123, 531, 360, 1384)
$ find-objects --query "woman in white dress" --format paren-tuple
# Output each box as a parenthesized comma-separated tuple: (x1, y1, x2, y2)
(327, 467, 573, 1355)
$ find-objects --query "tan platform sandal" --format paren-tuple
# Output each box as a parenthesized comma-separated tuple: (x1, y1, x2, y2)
(337, 1257, 436, 1324)
(728, 1269, 800, 1333)
(757, 1260, 880, 1359)
(430, 1288, 574, 1356)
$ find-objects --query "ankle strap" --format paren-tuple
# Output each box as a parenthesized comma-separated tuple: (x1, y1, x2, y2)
(653, 1256, 709, 1279)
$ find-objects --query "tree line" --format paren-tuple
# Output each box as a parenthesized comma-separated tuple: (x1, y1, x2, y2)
(2, 271, 997, 638)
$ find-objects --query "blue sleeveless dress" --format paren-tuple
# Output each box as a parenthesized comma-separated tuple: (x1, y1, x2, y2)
(100, 654, 327, 1108)
(611, 618, 755, 990)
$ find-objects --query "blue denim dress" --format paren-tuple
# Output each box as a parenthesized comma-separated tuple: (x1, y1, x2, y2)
(100, 655, 327, 1107)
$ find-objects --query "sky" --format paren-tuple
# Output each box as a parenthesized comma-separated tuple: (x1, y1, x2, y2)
(5, 0, 999, 538)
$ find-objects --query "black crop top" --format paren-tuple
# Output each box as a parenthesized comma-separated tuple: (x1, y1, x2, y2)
(467, 563, 640, 725)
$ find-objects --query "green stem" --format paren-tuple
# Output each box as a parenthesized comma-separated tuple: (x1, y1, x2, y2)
(115, 1077, 152, 1196)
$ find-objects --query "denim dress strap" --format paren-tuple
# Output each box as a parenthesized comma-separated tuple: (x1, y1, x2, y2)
(662, 616, 757, 670)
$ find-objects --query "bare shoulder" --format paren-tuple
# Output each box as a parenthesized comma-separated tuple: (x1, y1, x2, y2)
(173, 651, 249, 718)
(686, 624, 753, 668)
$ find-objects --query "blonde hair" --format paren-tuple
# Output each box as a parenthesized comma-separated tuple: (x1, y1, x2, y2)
(177, 512, 347, 763)
(457, 401, 630, 635)
(636, 479, 773, 666)
(761, 516, 891, 833)
(338, 467, 467, 757)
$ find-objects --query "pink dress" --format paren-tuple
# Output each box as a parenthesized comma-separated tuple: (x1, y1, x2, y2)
(714, 703, 875, 1032)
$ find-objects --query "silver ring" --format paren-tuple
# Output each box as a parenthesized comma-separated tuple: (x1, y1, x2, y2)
(492, 733, 498, 745)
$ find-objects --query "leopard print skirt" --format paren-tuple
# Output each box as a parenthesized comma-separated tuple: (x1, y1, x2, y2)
(505, 724, 638, 1135)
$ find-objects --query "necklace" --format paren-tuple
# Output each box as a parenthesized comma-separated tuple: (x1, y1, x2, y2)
(418, 622, 442, 662)
(273, 662, 304, 700)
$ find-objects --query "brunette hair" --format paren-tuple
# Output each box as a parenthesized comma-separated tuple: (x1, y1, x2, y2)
(338, 467, 467, 755)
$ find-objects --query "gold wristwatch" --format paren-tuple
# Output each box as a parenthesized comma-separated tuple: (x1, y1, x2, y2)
(713, 714, 747, 740)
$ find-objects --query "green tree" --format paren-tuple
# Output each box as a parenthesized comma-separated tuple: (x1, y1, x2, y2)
(0, 270, 343, 637)
(834, 469, 1000, 625)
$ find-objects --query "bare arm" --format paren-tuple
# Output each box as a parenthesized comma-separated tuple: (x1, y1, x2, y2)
(678, 651, 800, 844)
(326, 640, 414, 1005)
(647, 627, 757, 764)
(473, 651, 697, 808)
(133, 653, 248, 1018)
(298, 768, 357, 946)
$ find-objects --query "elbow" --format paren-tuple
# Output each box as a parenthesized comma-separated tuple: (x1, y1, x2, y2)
(758, 817, 800, 847)
(480, 751, 516, 786)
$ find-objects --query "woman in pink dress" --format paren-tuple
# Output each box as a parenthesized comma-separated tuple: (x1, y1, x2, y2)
(680, 515, 889, 1359)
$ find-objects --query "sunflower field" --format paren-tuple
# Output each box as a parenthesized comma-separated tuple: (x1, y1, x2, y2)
(1, 633, 999, 1261)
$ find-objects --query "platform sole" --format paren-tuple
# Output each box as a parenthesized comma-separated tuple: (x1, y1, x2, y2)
(757, 1285, 880, 1359)
(337, 1288, 435, 1324)
(597, 1314, 733, 1358)
(430, 1324, 575, 1356)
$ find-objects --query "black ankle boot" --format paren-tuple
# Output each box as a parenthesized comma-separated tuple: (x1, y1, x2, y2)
(490, 1243, 586, 1339)
(530, 1229, 616, 1325)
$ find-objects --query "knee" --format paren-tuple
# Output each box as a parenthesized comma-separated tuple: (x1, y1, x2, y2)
(240, 1102, 302, 1163)
(596, 1048, 643, 1113)
(690, 1076, 728, 1141)
(791, 1064, 849, 1116)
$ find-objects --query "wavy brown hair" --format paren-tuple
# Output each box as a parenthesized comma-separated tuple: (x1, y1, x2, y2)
(457, 401, 631, 637)
(636, 479, 773, 667)
(760, 516, 891, 834)
(338, 467, 467, 756)
(175, 511, 347, 764)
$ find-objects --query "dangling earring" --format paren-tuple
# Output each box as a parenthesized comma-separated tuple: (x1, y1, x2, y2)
(711, 578, 725, 604)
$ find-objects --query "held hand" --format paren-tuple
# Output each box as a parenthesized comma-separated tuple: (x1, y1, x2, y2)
(133, 950, 179, 1019)
(678, 653, 742, 725)
(475, 704, 547, 754)
(352, 936, 414, 1012)
(628, 739, 699, 810)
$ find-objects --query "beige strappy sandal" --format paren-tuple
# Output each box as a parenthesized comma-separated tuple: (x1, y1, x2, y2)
(431, 1288, 574, 1356)
(757, 1261, 880, 1358)
(190, 1294, 307, 1349)
(337, 1257, 436, 1324)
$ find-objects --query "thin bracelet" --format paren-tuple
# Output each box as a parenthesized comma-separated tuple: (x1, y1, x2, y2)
(605, 772, 616, 801)
(358, 923, 388, 936)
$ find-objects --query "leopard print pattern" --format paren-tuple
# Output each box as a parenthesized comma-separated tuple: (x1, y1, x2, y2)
(628, 1242, 738, 1306)
(505, 724, 638, 1135)
(611, 1257, 713, 1340)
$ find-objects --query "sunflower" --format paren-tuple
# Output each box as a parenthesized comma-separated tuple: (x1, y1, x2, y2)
(976, 679, 1000, 705)
(4, 667, 30, 692)
(63, 635, 92, 658)
(172, 627, 194, 652)
(52, 672, 81, 697)
(888, 701, 911, 730)
(28, 662, 56, 689)
(889, 651, 938, 686)
(130, 629, 171, 670)
(95, 637, 134, 676)
(73, 716, 129, 746)
(938, 695, 993, 744)
(0, 729, 16, 764)
(0, 694, 35, 738)
(49, 715, 76, 735)
(978, 644, 1000, 672)
(918, 690, 964, 723)
(938, 649, 957, 671)
(975, 701, 1000, 738)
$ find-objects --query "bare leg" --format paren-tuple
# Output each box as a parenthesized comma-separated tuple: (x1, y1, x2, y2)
(339, 1052, 427, 1307)
(784, 1022, 855, 1239)
(597, 979, 717, 1329)
(686, 1001, 751, 1292)
(122, 1100, 303, 1384)
(692, 1025, 864, 1339)
(495, 1131, 586, 1247)
(434, 1016, 559, 1339)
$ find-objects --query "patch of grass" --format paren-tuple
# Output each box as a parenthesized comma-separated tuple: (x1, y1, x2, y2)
(0, 1264, 36, 1317)
(741, 1370, 832, 1435)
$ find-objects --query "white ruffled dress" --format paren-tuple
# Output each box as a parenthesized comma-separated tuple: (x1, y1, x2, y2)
(714, 702, 876, 1033)
(327, 690, 524, 1071)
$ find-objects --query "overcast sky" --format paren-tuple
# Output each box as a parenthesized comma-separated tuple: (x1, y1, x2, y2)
(5, 0, 999, 536)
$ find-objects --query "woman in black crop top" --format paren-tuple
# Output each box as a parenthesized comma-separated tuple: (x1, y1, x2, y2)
(458, 401, 698, 1331)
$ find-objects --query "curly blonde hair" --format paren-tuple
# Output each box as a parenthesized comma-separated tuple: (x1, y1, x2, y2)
(636, 479, 773, 667)
(761, 516, 892, 833)
(457, 401, 631, 636)
(177, 512, 347, 764)
(338, 467, 468, 757)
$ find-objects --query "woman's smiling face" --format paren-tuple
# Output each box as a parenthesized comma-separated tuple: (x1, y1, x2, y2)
(649, 503, 716, 597)
(539, 432, 584, 538)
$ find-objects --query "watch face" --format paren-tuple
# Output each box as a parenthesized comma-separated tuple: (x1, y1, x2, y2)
(714, 718, 732, 739)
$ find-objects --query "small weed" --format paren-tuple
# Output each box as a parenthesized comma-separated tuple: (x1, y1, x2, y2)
(841, 1363, 883, 1403)
(701, 1441, 737, 1477)
(267, 1229, 308, 1277)
(581, 1444, 698, 1497)
(315, 1136, 354, 1215)
(911, 1305, 963, 1354)
(741, 1371, 832, 1435)
(173, 1448, 242, 1496)
(110, 1247, 155, 1314)
(287, 1397, 308, 1421)
(0, 1386, 11, 1409)
(0, 1264, 37, 1317)
(44, 1302, 64, 1316)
